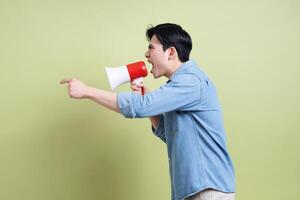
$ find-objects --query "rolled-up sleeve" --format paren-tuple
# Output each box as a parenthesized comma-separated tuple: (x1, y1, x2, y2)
(117, 92, 136, 118)
(151, 115, 166, 143)
(117, 73, 201, 118)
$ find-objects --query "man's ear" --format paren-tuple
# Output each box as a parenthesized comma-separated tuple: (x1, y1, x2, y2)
(168, 47, 177, 60)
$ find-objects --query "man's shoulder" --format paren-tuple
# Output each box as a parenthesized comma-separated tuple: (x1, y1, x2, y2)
(171, 71, 201, 84)
(172, 66, 205, 83)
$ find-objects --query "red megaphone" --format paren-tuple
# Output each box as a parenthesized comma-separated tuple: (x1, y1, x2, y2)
(105, 61, 148, 95)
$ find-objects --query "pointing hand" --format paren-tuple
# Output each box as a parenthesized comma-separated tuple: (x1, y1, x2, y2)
(60, 78, 89, 99)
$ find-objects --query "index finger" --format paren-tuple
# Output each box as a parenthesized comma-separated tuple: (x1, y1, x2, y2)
(60, 78, 72, 84)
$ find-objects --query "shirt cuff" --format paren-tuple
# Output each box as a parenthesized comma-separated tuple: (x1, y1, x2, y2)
(117, 92, 136, 118)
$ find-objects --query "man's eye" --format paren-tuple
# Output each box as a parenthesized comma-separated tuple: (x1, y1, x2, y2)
(148, 45, 154, 49)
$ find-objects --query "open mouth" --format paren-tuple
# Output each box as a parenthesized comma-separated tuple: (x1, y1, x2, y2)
(150, 65, 154, 74)
(146, 60, 153, 73)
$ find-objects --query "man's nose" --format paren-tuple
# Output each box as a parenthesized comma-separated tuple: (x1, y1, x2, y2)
(145, 50, 150, 59)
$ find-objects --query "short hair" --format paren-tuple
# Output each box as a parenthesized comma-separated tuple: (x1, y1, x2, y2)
(146, 23, 192, 62)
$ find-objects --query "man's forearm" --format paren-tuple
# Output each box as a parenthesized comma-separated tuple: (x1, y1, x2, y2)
(86, 86, 160, 129)
(84, 84, 162, 127)
(86, 86, 120, 113)
(149, 115, 160, 130)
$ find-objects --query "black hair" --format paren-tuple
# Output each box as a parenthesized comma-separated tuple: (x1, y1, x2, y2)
(146, 23, 192, 62)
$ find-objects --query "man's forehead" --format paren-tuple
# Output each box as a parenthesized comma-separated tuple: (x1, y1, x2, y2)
(149, 35, 161, 45)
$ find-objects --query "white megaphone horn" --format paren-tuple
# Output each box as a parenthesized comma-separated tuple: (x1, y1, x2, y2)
(105, 61, 148, 95)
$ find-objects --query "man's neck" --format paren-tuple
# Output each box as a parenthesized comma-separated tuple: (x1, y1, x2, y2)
(165, 60, 183, 78)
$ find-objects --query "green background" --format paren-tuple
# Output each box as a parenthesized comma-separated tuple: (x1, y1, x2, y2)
(0, 0, 299, 199)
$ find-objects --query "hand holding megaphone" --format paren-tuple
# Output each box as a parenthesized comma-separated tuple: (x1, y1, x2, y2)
(105, 61, 148, 95)
(130, 80, 149, 94)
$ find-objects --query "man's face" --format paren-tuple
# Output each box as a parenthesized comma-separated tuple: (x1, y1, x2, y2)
(145, 35, 170, 79)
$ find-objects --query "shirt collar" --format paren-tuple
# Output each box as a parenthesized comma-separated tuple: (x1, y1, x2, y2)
(168, 59, 197, 82)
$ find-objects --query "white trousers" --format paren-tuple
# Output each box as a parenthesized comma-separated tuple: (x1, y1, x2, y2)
(185, 189, 235, 200)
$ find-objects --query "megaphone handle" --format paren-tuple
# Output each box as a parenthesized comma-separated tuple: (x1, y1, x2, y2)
(133, 77, 144, 95)
(141, 86, 145, 95)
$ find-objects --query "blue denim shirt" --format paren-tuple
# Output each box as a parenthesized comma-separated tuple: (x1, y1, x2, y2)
(117, 60, 235, 200)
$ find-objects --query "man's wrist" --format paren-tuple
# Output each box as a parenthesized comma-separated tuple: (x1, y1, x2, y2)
(84, 86, 93, 99)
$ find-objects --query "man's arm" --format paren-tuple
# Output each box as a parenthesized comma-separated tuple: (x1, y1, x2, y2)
(60, 78, 120, 113)
(86, 87, 120, 113)
(118, 73, 201, 118)
(149, 116, 160, 130)
(60, 78, 165, 141)
(129, 81, 160, 129)
(60, 78, 161, 129)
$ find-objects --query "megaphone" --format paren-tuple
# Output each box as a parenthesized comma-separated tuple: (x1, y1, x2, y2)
(105, 61, 148, 95)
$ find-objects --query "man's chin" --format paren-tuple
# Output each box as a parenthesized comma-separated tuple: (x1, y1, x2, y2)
(152, 74, 160, 79)
(151, 71, 161, 79)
